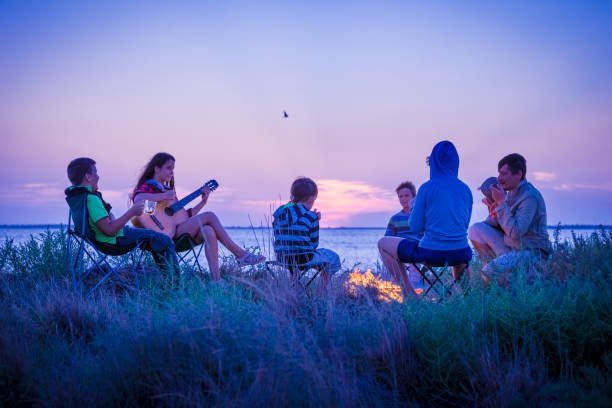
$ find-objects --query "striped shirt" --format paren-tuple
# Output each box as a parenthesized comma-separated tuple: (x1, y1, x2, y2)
(273, 202, 319, 265)
(385, 209, 422, 240)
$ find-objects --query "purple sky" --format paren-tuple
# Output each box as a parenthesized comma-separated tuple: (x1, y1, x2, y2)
(2, 0, 612, 227)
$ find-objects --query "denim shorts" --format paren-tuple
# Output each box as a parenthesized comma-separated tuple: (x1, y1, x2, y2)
(397, 238, 472, 266)
(304, 248, 342, 274)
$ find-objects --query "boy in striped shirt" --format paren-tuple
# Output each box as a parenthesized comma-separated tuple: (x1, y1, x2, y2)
(273, 177, 341, 286)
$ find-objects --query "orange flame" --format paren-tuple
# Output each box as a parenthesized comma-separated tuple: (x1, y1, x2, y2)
(344, 269, 404, 303)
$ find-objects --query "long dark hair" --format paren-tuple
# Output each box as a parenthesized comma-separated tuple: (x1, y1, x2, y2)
(134, 152, 176, 195)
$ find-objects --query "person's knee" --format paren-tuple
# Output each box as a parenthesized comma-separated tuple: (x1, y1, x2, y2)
(378, 237, 389, 252)
(315, 249, 341, 274)
(149, 231, 174, 251)
(330, 252, 341, 270)
(200, 211, 219, 221)
(163, 235, 175, 249)
(468, 223, 486, 242)
(202, 225, 216, 239)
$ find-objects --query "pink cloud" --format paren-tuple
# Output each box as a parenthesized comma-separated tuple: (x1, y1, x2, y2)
(23, 183, 49, 188)
(532, 172, 557, 182)
(554, 182, 612, 192)
(574, 182, 612, 191)
(226, 180, 398, 227)
(315, 179, 397, 227)
(0, 183, 65, 204)
(553, 184, 573, 191)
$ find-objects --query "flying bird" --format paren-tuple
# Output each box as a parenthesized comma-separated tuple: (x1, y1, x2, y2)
(283, 110, 289, 118)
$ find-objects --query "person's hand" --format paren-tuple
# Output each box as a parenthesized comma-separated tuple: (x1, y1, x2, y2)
(314, 208, 321, 220)
(425, 156, 430, 167)
(490, 184, 506, 204)
(200, 186, 211, 204)
(482, 198, 498, 218)
(482, 197, 494, 208)
(161, 190, 176, 201)
(131, 201, 145, 216)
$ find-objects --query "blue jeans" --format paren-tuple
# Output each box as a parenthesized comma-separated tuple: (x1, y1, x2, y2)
(117, 227, 180, 274)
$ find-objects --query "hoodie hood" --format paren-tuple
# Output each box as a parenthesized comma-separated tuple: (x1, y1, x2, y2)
(429, 140, 459, 179)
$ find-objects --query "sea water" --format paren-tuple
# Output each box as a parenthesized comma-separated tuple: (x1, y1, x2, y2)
(0, 226, 605, 271)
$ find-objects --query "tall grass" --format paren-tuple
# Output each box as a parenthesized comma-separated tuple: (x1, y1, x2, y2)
(0, 229, 610, 407)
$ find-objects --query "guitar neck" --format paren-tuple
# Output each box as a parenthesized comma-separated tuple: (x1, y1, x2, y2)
(164, 179, 217, 216)
(168, 189, 201, 214)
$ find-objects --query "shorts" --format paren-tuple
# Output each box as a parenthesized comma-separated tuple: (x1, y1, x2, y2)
(397, 238, 472, 266)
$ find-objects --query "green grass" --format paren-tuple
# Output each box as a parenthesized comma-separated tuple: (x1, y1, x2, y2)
(0, 229, 611, 407)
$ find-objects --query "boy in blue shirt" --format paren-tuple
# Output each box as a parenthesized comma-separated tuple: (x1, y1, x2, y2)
(273, 177, 341, 287)
(384, 181, 423, 288)
(385, 181, 422, 240)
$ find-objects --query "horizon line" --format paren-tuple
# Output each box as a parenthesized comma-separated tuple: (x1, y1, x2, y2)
(1, 224, 611, 230)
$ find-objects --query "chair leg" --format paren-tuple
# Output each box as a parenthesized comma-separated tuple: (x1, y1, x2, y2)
(303, 268, 322, 289)
(189, 246, 205, 275)
(67, 234, 78, 290)
(412, 263, 438, 295)
(81, 244, 142, 295)
(430, 269, 453, 297)
(263, 261, 324, 291)
(130, 249, 145, 290)
(413, 263, 455, 299)
(75, 239, 86, 288)
(176, 246, 206, 283)
(187, 248, 206, 285)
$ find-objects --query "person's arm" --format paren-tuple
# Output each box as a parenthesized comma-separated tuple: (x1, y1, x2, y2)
(133, 190, 175, 203)
(480, 197, 499, 225)
(483, 201, 500, 227)
(296, 207, 320, 250)
(494, 195, 537, 242)
(188, 187, 211, 216)
(95, 202, 144, 237)
(309, 217, 319, 250)
(408, 188, 426, 235)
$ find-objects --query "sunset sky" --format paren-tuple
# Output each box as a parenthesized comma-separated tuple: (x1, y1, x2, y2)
(2, 0, 611, 227)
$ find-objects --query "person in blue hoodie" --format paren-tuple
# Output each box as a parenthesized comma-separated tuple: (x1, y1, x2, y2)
(378, 141, 473, 298)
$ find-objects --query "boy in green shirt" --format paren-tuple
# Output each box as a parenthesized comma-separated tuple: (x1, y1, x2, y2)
(66, 157, 179, 274)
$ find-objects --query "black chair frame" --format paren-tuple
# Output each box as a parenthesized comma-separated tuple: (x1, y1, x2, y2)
(265, 260, 324, 289)
(174, 233, 206, 279)
(66, 209, 145, 295)
(410, 262, 460, 299)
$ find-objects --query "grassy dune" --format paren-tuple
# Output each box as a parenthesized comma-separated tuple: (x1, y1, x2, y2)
(0, 229, 610, 407)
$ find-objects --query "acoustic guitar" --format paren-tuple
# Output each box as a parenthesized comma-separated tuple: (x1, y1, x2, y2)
(132, 179, 219, 238)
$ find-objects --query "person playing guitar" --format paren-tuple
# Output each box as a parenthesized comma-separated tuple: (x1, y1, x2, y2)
(131, 152, 265, 280)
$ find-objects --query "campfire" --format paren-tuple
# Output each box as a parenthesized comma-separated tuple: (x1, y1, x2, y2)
(344, 269, 405, 303)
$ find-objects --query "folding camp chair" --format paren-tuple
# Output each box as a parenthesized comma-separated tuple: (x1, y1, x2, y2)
(174, 233, 206, 279)
(65, 188, 146, 295)
(265, 260, 324, 289)
(410, 262, 466, 299)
